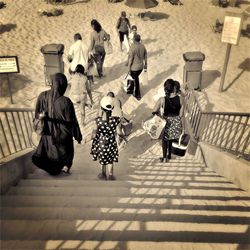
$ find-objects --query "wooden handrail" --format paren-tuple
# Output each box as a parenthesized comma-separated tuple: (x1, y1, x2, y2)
(184, 88, 250, 160)
(0, 109, 35, 159)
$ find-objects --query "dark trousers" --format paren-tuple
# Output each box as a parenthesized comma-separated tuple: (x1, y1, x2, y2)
(94, 50, 106, 77)
(130, 69, 143, 98)
(162, 139, 174, 159)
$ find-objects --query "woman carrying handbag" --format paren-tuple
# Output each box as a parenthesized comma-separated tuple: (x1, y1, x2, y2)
(152, 79, 182, 162)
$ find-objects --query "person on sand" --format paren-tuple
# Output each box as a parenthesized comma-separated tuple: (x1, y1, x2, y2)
(68, 33, 89, 75)
(152, 79, 182, 163)
(89, 19, 109, 78)
(32, 73, 82, 175)
(116, 11, 131, 52)
(128, 25, 138, 46)
(69, 64, 93, 126)
(127, 33, 147, 100)
(91, 96, 127, 181)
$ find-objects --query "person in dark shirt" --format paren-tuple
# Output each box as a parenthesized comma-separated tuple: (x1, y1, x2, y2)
(32, 73, 82, 175)
(152, 79, 183, 162)
(89, 19, 109, 78)
(116, 11, 131, 51)
(127, 34, 147, 100)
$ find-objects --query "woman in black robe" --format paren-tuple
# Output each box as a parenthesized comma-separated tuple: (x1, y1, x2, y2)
(32, 73, 82, 175)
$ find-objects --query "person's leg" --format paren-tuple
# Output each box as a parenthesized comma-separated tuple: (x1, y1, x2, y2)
(93, 53, 102, 77)
(130, 69, 142, 99)
(87, 75, 94, 90)
(160, 139, 168, 162)
(107, 163, 116, 180)
(86, 80, 93, 105)
(168, 140, 173, 160)
(100, 50, 106, 76)
(80, 95, 87, 126)
(119, 31, 124, 51)
(98, 164, 107, 180)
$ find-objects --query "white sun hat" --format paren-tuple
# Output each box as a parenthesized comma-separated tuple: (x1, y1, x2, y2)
(100, 96, 114, 111)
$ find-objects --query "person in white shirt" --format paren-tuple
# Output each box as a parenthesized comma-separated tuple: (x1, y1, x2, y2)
(68, 33, 89, 74)
(128, 25, 138, 46)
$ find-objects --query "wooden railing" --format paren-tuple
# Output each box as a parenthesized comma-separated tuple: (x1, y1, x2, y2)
(0, 108, 35, 160)
(0, 94, 249, 161)
(184, 90, 250, 160)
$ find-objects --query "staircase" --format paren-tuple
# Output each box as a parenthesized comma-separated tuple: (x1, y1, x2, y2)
(1, 141, 250, 250)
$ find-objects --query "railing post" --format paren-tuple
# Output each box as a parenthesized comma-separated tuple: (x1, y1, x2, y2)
(235, 116, 249, 155)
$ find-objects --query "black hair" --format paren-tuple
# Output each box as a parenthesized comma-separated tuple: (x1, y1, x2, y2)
(131, 25, 137, 31)
(107, 91, 115, 97)
(121, 11, 126, 17)
(174, 81, 181, 94)
(134, 33, 141, 42)
(91, 19, 102, 33)
(164, 79, 175, 96)
(75, 64, 85, 75)
(74, 33, 82, 40)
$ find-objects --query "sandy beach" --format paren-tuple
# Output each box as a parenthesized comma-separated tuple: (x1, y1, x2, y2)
(0, 0, 249, 114)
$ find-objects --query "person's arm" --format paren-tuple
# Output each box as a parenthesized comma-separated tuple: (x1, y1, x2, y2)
(152, 97, 162, 115)
(89, 32, 95, 52)
(127, 18, 131, 30)
(66, 99, 82, 143)
(116, 17, 121, 31)
(116, 120, 128, 143)
(127, 47, 134, 71)
(68, 45, 74, 62)
(179, 95, 184, 117)
(35, 92, 45, 119)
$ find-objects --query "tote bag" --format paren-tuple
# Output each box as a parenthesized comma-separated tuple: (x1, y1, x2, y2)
(122, 73, 135, 94)
(104, 41, 113, 55)
(142, 115, 166, 140)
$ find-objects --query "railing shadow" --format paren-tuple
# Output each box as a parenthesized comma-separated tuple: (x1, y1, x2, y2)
(223, 58, 250, 92)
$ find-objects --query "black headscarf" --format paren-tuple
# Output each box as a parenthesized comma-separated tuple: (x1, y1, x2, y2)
(50, 73, 68, 101)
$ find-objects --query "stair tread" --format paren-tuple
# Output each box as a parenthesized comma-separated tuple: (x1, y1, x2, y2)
(1, 207, 249, 222)
(1, 219, 249, 242)
(2, 195, 250, 209)
(1, 240, 245, 250)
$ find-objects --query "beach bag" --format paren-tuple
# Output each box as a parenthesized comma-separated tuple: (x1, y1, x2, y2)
(104, 40, 113, 55)
(142, 115, 166, 140)
(31, 113, 45, 148)
(31, 111, 46, 148)
(172, 133, 190, 156)
(123, 35, 130, 52)
(121, 117, 133, 136)
(122, 73, 135, 94)
(140, 70, 148, 86)
(33, 112, 45, 136)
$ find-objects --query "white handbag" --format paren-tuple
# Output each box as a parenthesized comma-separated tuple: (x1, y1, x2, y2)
(121, 73, 135, 94)
(123, 35, 130, 52)
(142, 115, 166, 140)
(139, 70, 148, 86)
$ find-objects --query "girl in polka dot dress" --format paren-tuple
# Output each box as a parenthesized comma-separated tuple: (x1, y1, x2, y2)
(91, 96, 127, 180)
